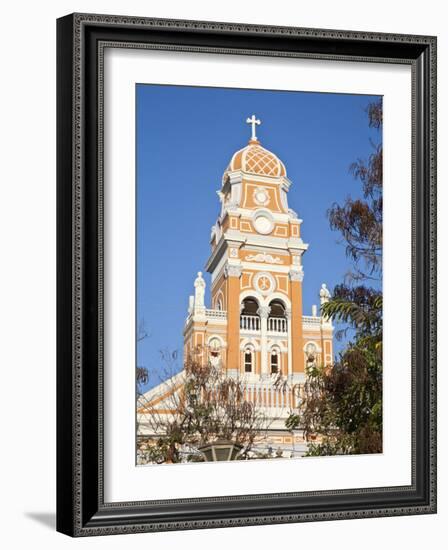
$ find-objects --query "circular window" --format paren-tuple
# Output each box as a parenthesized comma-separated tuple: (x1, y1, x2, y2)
(253, 215, 274, 235)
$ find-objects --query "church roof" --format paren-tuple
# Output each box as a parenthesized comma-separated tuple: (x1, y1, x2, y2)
(226, 138, 287, 178)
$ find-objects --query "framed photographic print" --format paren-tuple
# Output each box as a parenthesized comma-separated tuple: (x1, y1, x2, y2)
(57, 13, 437, 536)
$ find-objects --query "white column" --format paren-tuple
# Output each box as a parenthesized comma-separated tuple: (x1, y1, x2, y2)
(286, 308, 292, 379)
(258, 306, 271, 377)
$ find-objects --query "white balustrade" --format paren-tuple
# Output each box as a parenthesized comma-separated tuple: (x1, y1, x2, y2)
(240, 315, 261, 331)
(240, 380, 294, 417)
(302, 315, 322, 326)
(240, 315, 289, 333)
(205, 309, 227, 320)
(267, 317, 287, 333)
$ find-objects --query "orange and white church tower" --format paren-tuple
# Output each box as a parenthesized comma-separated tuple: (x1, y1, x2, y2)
(184, 116, 333, 386)
(138, 116, 334, 457)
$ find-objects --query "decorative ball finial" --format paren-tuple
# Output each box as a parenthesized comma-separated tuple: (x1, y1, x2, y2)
(246, 114, 261, 143)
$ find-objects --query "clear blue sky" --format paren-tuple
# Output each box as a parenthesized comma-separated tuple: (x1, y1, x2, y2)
(136, 84, 381, 390)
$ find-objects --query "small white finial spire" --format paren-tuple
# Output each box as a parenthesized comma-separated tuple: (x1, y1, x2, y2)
(246, 114, 261, 141)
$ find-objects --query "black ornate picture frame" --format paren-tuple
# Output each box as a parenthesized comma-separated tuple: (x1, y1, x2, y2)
(56, 13, 437, 537)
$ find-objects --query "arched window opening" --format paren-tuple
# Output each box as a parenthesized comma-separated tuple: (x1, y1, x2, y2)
(241, 297, 259, 316)
(243, 345, 255, 373)
(268, 299, 287, 333)
(270, 348, 280, 374)
(305, 342, 318, 367)
(244, 352, 252, 373)
(240, 297, 260, 331)
(269, 299, 286, 317)
(208, 337, 221, 367)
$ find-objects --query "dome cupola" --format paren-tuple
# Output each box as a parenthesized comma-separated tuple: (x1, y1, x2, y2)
(226, 115, 287, 177)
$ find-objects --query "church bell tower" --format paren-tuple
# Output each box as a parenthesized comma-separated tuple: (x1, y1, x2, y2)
(184, 116, 333, 383)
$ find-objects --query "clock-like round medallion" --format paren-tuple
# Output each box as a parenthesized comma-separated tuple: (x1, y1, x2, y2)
(253, 187, 270, 206)
(254, 215, 274, 234)
(253, 272, 276, 295)
(256, 191, 267, 203)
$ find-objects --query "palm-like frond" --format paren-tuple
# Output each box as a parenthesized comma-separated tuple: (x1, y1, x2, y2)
(322, 293, 382, 336)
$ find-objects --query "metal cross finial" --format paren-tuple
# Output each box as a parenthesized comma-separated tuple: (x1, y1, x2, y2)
(246, 115, 261, 141)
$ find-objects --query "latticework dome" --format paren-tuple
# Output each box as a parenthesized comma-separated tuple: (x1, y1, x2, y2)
(227, 139, 286, 178)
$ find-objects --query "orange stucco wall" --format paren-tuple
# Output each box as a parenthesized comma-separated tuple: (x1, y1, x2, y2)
(290, 280, 304, 373)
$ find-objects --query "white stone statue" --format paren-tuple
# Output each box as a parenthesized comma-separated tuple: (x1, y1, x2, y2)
(319, 283, 331, 305)
(194, 271, 206, 309)
(188, 295, 194, 315)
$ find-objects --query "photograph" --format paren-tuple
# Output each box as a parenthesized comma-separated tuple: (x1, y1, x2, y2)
(135, 85, 383, 465)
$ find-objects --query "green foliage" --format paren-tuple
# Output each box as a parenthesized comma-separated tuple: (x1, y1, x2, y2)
(288, 333, 382, 456)
(138, 353, 269, 464)
(322, 284, 382, 340)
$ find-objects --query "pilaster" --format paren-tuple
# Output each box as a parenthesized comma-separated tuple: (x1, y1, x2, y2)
(225, 264, 242, 373)
(290, 267, 304, 374)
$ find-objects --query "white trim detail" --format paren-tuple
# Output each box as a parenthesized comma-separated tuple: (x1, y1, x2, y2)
(240, 337, 261, 352)
(242, 343, 256, 374)
(207, 334, 226, 348)
(224, 264, 243, 278)
(252, 208, 275, 235)
(239, 290, 291, 309)
(213, 289, 225, 311)
(245, 251, 283, 264)
(267, 340, 287, 353)
(253, 271, 276, 295)
(241, 262, 290, 274)
(289, 267, 304, 282)
(239, 290, 263, 307)
(252, 186, 271, 207)
(269, 345, 282, 375)
(303, 340, 322, 354)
